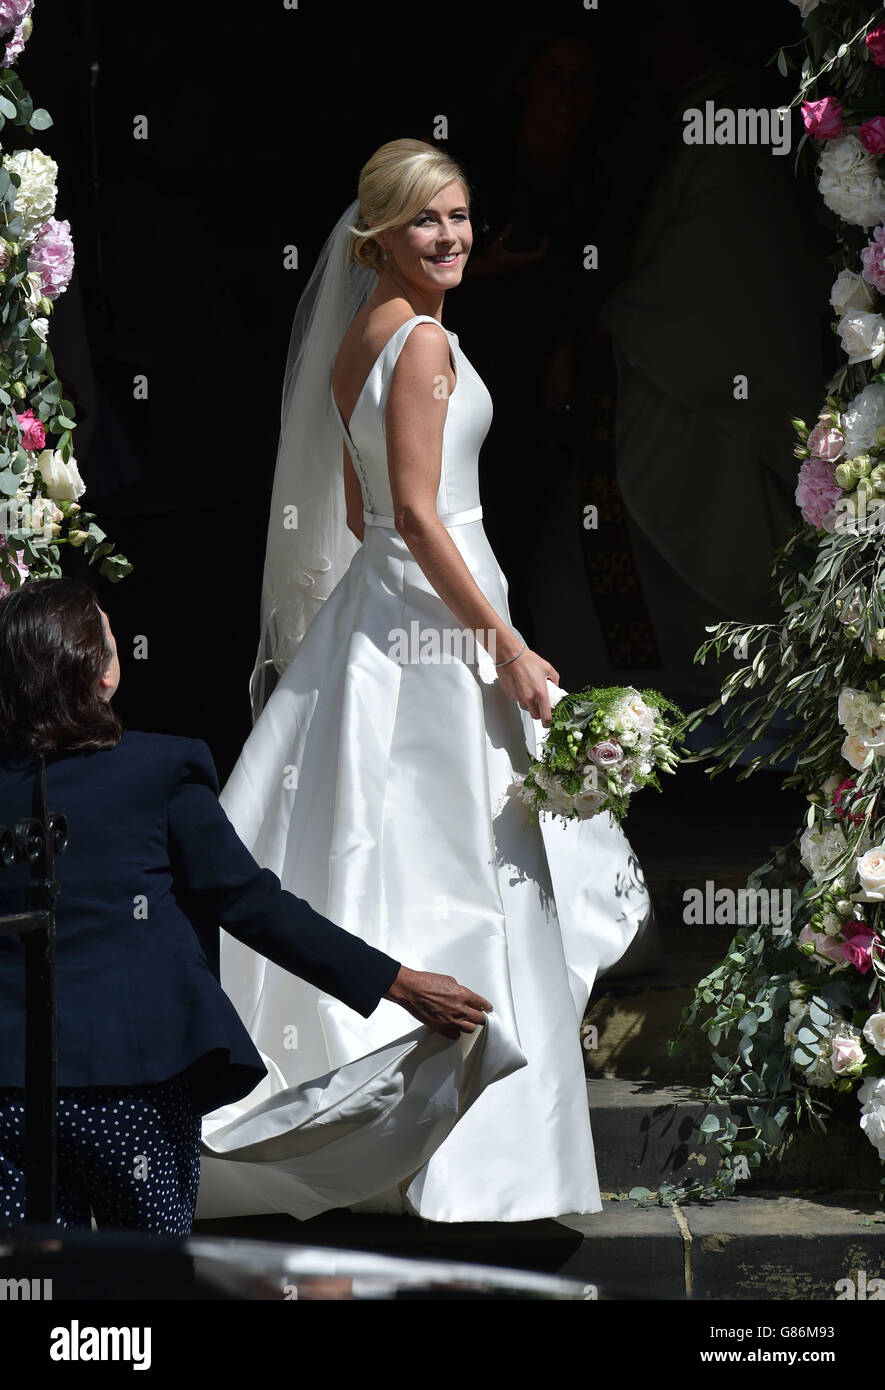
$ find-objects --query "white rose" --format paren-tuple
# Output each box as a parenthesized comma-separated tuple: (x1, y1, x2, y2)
(837, 310, 885, 364)
(819, 134, 885, 229)
(31, 315, 48, 341)
(5, 147, 58, 243)
(843, 383, 885, 457)
(822, 772, 843, 797)
(842, 733, 875, 771)
(837, 686, 865, 732)
(857, 845, 885, 895)
(830, 269, 878, 316)
(37, 448, 85, 503)
(615, 690, 656, 736)
(862, 1012, 885, 1056)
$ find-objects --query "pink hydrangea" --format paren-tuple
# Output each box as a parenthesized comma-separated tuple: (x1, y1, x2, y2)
(861, 117, 885, 156)
(867, 27, 885, 68)
(0, 0, 32, 36)
(27, 217, 74, 300)
(1, 22, 24, 67)
(801, 97, 845, 141)
(795, 456, 842, 531)
(15, 406, 44, 450)
(807, 423, 845, 461)
(861, 224, 885, 294)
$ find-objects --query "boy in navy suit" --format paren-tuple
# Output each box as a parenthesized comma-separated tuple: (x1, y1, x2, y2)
(0, 578, 490, 1234)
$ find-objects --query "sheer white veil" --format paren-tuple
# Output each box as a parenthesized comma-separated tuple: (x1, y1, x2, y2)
(250, 198, 377, 719)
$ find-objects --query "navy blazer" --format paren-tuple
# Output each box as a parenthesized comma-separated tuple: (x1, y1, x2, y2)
(0, 731, 401, 1114)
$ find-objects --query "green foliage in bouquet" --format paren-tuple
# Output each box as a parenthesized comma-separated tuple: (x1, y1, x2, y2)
(517, 687, 686, 826)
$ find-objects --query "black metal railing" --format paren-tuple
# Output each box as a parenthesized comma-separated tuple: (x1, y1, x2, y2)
(0, 756, 66, 1224)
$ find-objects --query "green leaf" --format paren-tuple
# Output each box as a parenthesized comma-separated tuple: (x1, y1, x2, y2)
(54, 414, 76, 430)
(29, 108, 53, 131)
(0, 94, 16, 120)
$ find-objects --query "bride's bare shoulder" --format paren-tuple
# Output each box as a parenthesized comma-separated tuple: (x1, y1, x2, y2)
(333, 302, 424, 395)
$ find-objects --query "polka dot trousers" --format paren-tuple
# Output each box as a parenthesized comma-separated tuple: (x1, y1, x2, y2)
(0, 1075, 202, 1236)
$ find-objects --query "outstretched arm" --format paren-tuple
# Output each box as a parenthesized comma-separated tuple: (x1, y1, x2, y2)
(168, 740, 490, 1036)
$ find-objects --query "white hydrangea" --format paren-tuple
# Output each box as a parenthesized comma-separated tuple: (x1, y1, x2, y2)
(819, 133, 885, 228)
(858, 1076, 885, 1159)
(842, 383, 885, 457)
(5, 147, 57, 243)
(799, 823, 849, 883)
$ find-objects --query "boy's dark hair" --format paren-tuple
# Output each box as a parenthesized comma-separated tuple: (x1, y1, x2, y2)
(0, 577, 123, 755)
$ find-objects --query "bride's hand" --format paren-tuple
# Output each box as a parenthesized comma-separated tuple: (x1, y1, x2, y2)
(384, 966, 493, 1041)
(496, 649, 560, 725)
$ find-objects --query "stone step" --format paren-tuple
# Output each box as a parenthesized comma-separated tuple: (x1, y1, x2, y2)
(586, 952, 725, 1081)
(192, 1190, 885, 1300)
(586, 1078, 883, 1195)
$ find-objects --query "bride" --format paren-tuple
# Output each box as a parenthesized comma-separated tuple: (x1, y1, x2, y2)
(196, 138, 652, 1224)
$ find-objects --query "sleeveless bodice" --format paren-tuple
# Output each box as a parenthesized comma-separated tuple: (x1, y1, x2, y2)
(331, 315, 493, 526)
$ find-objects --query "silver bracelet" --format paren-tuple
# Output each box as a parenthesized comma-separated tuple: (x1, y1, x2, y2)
(495, 640, 527, 668)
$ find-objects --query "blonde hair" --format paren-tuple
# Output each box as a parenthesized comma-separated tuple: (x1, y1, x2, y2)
(348, 138, 471, 273)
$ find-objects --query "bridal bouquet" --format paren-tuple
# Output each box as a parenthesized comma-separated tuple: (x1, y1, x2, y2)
(511, 686, 685, 826)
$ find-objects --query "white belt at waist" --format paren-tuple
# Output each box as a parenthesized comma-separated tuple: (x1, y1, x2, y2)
(363, 504, 483, 529)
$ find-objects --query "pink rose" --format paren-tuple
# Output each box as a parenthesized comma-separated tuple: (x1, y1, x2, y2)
(862, 224, 885, 294)
(840, 922, 878, 974)
(795, 456, 842, 532)
(867, 27, 885, 68)
(807, 423, 845, 461)
(798, 924, 845, 965)
(801, 96, 845, 141)
(27, 217, 74, 301)
(860, 117, 885, 156)
(589, 740, 624, 768)
(832, 1034, 865, 1074)
(15, 407, 44, 451)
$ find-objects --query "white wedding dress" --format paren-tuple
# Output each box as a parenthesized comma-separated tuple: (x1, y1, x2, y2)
(196, 316, 652, 1224)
